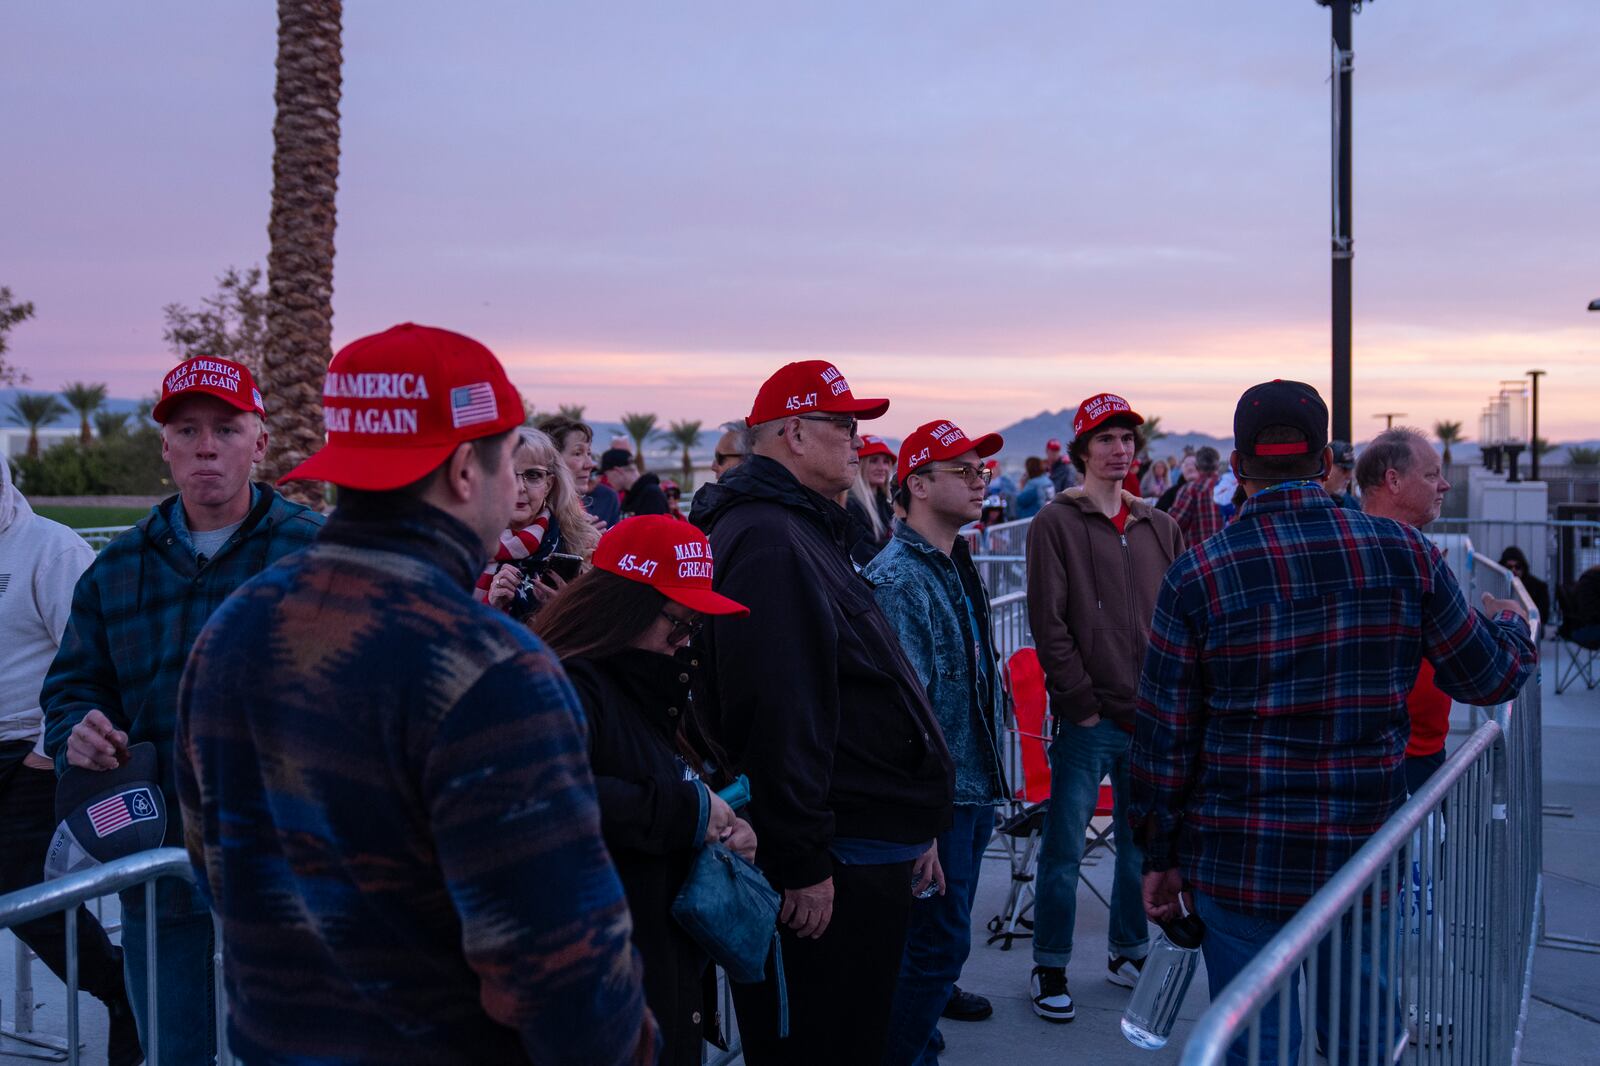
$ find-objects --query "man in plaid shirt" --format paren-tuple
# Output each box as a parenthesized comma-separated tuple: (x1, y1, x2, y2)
(1164, 445, 1224, 546)
(1129, 381, 1535, 1066)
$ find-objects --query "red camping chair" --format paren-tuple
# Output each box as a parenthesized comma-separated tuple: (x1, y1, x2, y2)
(986, 649, 1119, 949)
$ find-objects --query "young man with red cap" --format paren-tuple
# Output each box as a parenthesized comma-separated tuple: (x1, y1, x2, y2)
(1045, 436, 1078, 493)
(1024, 392, 1184, 1025)
(866, 420, 1010, 1064)
(41, 355, 323, 1064)
(1130, 381, 1535, 1066)
(171, 324, 654, 1065)
(690, 360, 954, 1064)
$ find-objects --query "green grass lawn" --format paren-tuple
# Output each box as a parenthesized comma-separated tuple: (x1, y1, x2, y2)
(34, 505, 151, 529)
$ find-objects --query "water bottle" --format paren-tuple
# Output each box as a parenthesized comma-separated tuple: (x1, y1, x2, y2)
(716, 775, 751, 811)
(1121, 897, 1206, 1050)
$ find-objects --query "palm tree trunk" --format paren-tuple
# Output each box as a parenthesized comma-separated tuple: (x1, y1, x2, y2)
(260, 0, 342, 507)
(27, 428, 39, 460)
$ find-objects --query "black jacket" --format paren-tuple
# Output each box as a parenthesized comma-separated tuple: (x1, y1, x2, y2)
(623, 472, 671, 517)
(689, 455, 954, 890)
(844, 490, 894, 567)
(563, 648, 720, 1066)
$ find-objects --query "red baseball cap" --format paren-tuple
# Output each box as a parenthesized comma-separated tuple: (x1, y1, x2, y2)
(280, 323, 525, 491)
(1072, 393, 1145, 439)
(1045, 437, 1062, 451)
(897, 419, 1004, 481)
(745, 360, 889, 427)
(152, 357, 265, 424)
(592, 516, 750, 616)
(857, 435, 895, 460)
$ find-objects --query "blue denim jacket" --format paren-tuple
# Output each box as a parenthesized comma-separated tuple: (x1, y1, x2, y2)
(865, 523, 1006, 805)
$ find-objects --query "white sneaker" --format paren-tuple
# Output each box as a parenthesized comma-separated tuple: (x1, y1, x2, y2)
(1107, 953, 1145, 989)
(1030, 966, 1075, 1022)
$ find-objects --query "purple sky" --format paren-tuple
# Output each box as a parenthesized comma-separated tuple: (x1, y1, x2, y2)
(5, 2, 1598, 440)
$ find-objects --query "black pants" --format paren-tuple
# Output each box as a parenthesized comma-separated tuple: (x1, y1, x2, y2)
(0, 741, 128, 1006)
(732, 858, 914, 1065)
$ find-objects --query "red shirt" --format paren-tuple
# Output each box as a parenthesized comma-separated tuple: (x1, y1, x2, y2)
(1110, 503, 1131, 534)
(1406, 659, 1452, 757)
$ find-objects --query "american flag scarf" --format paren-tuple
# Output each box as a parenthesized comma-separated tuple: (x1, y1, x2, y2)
(473, 510, 551, 602)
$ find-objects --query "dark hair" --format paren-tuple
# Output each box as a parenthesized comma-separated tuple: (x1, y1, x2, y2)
(1069, 416, 1146, 475)
(1354, 428, 1428, 492)
(336, 429, 514, 506)
(535, 416, 593, 453)
(1239, 425, 1324, 482)
(1024, 456, 1045, 479)
(1499, 545, 1535, 577)
(1194, 446, 1220, 475)
(533, 569, 664, 660)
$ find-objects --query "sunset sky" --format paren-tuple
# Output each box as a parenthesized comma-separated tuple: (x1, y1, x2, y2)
(5, 2, 1598, 441)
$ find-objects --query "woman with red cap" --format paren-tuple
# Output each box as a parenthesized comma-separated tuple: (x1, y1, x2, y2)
(846, 434, 897, 564)
(534, 516, 757, 1065)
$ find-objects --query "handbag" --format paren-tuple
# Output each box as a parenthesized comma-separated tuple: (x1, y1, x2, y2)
(671, 842, 788, 1037)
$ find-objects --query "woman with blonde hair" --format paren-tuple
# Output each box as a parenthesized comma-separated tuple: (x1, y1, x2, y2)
(479, 427, 601, 620)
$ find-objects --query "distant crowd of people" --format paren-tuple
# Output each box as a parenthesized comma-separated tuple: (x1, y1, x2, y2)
(0, 323, 1550, 1066)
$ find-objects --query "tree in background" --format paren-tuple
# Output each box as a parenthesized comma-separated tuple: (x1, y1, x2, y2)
(4, 392, 68, 459)
(0, 286, 37, 387)
(163, 266, 268, 376)
(1533, 437, 1555, 460)
(620, 412, 659, 472)
(61, 382, 109, 444)
(94, 411, 132, 439)
(1141, 414, 1167, 454)
(664, 419, 703, 490)
(557, 403, 587, 420)
(1566, 446, 1600, 467)
(261, 0, 343, 506)
(1434, 420, 1464, 466)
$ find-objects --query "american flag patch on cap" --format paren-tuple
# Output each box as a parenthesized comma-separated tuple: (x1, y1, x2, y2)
(451, 382, 499, 428)
(85, 788, 160, 839)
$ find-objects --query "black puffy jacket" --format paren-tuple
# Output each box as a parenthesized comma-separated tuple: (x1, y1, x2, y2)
(689, 456, 953, 891)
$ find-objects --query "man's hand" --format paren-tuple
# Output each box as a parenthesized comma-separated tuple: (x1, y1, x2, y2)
(780, 877, 834, 939)
(1482, 592, 1529, 621)
(1077, 713, 1102, 728)
(911, 841, 945, 897)
(1142, 868, 1190, 924)
(66, 709, 128, 771)
(724, 817, 757, 861)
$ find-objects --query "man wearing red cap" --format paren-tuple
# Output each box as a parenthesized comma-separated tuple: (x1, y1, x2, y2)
(866, 420, 1010, 1063)
(1024, 392, 1183, 1025)
(172, 325, 654, 1065)
(690, 360, 954, 1064)
(41, 355, 323, 1064)
(1046, 436, 1078, 493)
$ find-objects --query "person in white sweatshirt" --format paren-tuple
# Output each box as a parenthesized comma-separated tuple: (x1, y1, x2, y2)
(0, 457, 140, 1065)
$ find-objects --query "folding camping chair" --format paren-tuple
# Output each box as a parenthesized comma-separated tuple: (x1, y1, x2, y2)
(986, 649, 1120, 949)
(1554, 583, 1600, 694)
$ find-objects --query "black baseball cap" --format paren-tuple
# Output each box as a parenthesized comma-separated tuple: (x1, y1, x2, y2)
(43, 742, 168, 880)
(1329, 440, 1355, 469)
(1234, 380, 1329, 472)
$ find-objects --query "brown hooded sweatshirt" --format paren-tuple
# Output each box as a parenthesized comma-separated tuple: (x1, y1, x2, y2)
(1025, 487, 1184, 729)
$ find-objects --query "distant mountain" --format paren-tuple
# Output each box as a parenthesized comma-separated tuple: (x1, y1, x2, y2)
(987, 408, 1231, 473)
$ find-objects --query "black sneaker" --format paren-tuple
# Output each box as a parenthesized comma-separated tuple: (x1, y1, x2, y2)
(105, 994, 145, 1066)
(942, 985, 993, 1022)
(1107, 952, 1146, 989)
(1030, 965, 1075, 1022)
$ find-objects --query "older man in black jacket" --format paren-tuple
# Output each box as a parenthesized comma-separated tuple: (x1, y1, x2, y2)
(691, 360, 955, 1065)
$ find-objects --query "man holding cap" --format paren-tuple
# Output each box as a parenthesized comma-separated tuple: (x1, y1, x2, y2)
(867, 420, 1010, 1063)
(1129, 380, 1536, 1065)
(691, 360, 954, 1063)
(173, 324, 654, 1064)
(1024, 392, 1183, 1023)
(41, 355, 323, 1064)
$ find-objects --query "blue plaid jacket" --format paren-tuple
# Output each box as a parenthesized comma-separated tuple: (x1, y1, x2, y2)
(41, 485, 323, 831)
(1128, 484, 1536, 918)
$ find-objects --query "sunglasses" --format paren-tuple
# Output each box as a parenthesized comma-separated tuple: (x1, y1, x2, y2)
(915, 463, 993, 486)
(660, 609, 704, 644)
(796, 413, 859, 437)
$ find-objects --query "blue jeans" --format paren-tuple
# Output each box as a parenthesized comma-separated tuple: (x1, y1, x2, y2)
(1033, 720, 1147, 968)
(120, 877, 216, 1066)
(881, 804, 995, 1066)
(1196, 891, 1400, 1066)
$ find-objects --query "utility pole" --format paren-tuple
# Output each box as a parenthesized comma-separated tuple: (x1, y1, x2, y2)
(1318, 0, 1361, 444)
(1373, 412, 1406, 430)
(1527, 369, 1546, 481)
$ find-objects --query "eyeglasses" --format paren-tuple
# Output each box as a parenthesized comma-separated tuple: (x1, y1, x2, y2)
(916, 463, 993, 486)
(517, 468, 551, 487)
(796, 414, 859, 437)
(714, 452, 740, 465)
(660, 609, 704, 645)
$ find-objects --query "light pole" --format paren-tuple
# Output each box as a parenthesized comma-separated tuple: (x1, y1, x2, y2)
(1315, 0, 1366, 444)
(1527, 369, 1546, 481)
(1372, 412, 1406, 430)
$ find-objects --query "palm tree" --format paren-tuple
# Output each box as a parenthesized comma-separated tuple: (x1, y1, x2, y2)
(1532, 437, 1555, 459)
(60, 381, 108, 444)
(620, 412, 659, 472)
(1567, 445, 1600, 467)
(4, 392, 68, 459)
(557, 403, 587, 420)
(1434, 420, 1465, 466)
(260, 0, 343, 506)
(1140, 414, 1167, 453)
(94, 411, 132, 439)
(664, 419, 703, 490)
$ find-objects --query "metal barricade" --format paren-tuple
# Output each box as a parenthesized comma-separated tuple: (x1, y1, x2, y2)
(1182, 558, 1544, 1065)
(1428, 518, 1600, 623)
(69, 526, 133, 552)
(0, 848, 229, 1066)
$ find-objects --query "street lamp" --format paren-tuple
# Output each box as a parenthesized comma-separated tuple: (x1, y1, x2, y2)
(1372, 412, 1407, 430)
(1588, 298, 1600, 311)
(1528, 370, 1546, 481)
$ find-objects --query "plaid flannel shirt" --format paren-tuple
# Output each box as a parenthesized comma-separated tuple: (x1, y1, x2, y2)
(1166, 474, 1225, 546)
(1129, 483, 1536, 919)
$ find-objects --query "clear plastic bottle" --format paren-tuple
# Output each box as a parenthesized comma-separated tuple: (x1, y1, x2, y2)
(1121, 897, 1206, 1049)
